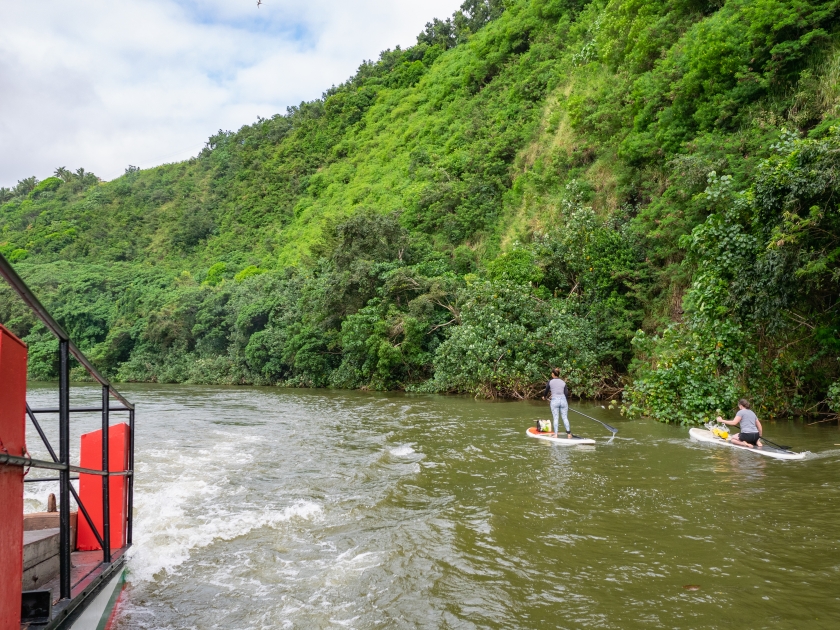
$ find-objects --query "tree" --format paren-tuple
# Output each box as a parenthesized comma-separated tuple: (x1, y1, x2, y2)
(13, 177, 38, 196)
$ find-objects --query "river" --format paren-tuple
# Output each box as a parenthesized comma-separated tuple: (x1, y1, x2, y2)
(23, 383, 840, 629)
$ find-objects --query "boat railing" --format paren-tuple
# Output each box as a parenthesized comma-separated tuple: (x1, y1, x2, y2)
(0, 252, 135, 626)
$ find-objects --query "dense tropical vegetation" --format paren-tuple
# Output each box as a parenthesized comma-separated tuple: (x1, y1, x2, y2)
(1, 0, 838, 424)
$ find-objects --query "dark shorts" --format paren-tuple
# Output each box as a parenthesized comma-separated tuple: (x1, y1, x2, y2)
(738, 432, 760, 445)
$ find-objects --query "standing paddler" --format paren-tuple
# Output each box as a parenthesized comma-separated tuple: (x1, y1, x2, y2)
(717, 399, 763, 449)
(542, 368, 572, 439)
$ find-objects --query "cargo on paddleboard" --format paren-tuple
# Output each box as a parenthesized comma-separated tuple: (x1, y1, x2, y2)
(689, 428, 805, 460)
(526, 427, 596, 445)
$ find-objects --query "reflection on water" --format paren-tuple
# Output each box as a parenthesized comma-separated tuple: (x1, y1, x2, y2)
(23, 383, 840, 629)
(710, 450, 768, 484)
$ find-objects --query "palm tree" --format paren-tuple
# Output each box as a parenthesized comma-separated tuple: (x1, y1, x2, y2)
(13, 177, 38, 196)
(77, 168, 99, 185)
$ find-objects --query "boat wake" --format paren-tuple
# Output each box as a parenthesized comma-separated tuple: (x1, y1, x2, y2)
(128, 499, 321, 582)
(127, 438, 323, 582)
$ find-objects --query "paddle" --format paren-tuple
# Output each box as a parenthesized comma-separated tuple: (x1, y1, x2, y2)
(568, 407, 618, 434)
(757, 436, 792, 452)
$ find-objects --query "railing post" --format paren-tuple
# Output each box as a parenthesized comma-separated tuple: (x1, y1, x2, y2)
(58, 340, 71, 600)
(101, 384, 111, 563)
(127, 407, 134, 546)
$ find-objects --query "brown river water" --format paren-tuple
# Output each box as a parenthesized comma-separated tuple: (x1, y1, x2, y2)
(23, 383, 840, 629)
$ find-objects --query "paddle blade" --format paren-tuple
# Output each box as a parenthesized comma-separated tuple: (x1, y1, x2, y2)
(762, 439, 791, 451)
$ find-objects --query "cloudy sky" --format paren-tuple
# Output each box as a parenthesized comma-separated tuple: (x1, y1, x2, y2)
(0, 0, 462, 188)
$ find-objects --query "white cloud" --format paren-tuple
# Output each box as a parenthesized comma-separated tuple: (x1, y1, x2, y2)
(0, 0, 463, 187)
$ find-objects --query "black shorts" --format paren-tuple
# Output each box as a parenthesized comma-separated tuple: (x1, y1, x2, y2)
(738, 432, 760, 445)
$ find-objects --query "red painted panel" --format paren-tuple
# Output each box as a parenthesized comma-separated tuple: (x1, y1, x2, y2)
(76, 424, 130, 551)
(0, 324, 27, 630)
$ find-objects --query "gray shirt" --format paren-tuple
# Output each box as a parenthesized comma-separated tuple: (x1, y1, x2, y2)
(737, 408, 758, 433)
(546, 378, 567, 400)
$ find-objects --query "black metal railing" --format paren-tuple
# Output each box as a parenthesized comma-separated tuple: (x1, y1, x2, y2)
(0, 252, 135, 604)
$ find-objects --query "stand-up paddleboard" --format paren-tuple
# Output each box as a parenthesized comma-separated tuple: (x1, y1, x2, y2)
(689, 428, 805, 460)
(526, 426, 596, 445)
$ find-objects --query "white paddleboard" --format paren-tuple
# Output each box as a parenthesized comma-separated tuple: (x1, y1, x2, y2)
(689, 428, 805, 460)
(526, 426, 595, 445)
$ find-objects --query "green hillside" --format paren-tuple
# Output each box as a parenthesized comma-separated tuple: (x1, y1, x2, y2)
(2, 0, 839, 424)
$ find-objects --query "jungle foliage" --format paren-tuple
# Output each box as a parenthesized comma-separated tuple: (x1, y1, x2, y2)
(1, 0, 839, 423)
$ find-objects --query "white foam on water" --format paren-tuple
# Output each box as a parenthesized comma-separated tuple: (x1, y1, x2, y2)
(330, 549, 382, 576)
(388, 445, 416, 457)
(129, 502, 322, 581)
(329, 615, 362, 627)
(127, 458, 322, 583)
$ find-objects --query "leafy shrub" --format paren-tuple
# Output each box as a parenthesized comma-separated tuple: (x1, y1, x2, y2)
(424, 280, 616, 398)
(626, 128, 840, 423)
(623, 321, 750, 425)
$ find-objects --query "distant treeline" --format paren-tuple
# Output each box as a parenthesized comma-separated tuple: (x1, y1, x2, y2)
(1, 0, 839, 424)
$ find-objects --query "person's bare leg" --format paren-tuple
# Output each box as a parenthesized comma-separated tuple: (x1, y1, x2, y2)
(730, 436, 754, 448)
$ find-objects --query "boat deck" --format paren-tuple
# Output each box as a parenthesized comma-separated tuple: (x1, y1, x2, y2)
(45, 548, 126, 604)
(22, 548, 127, 629)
